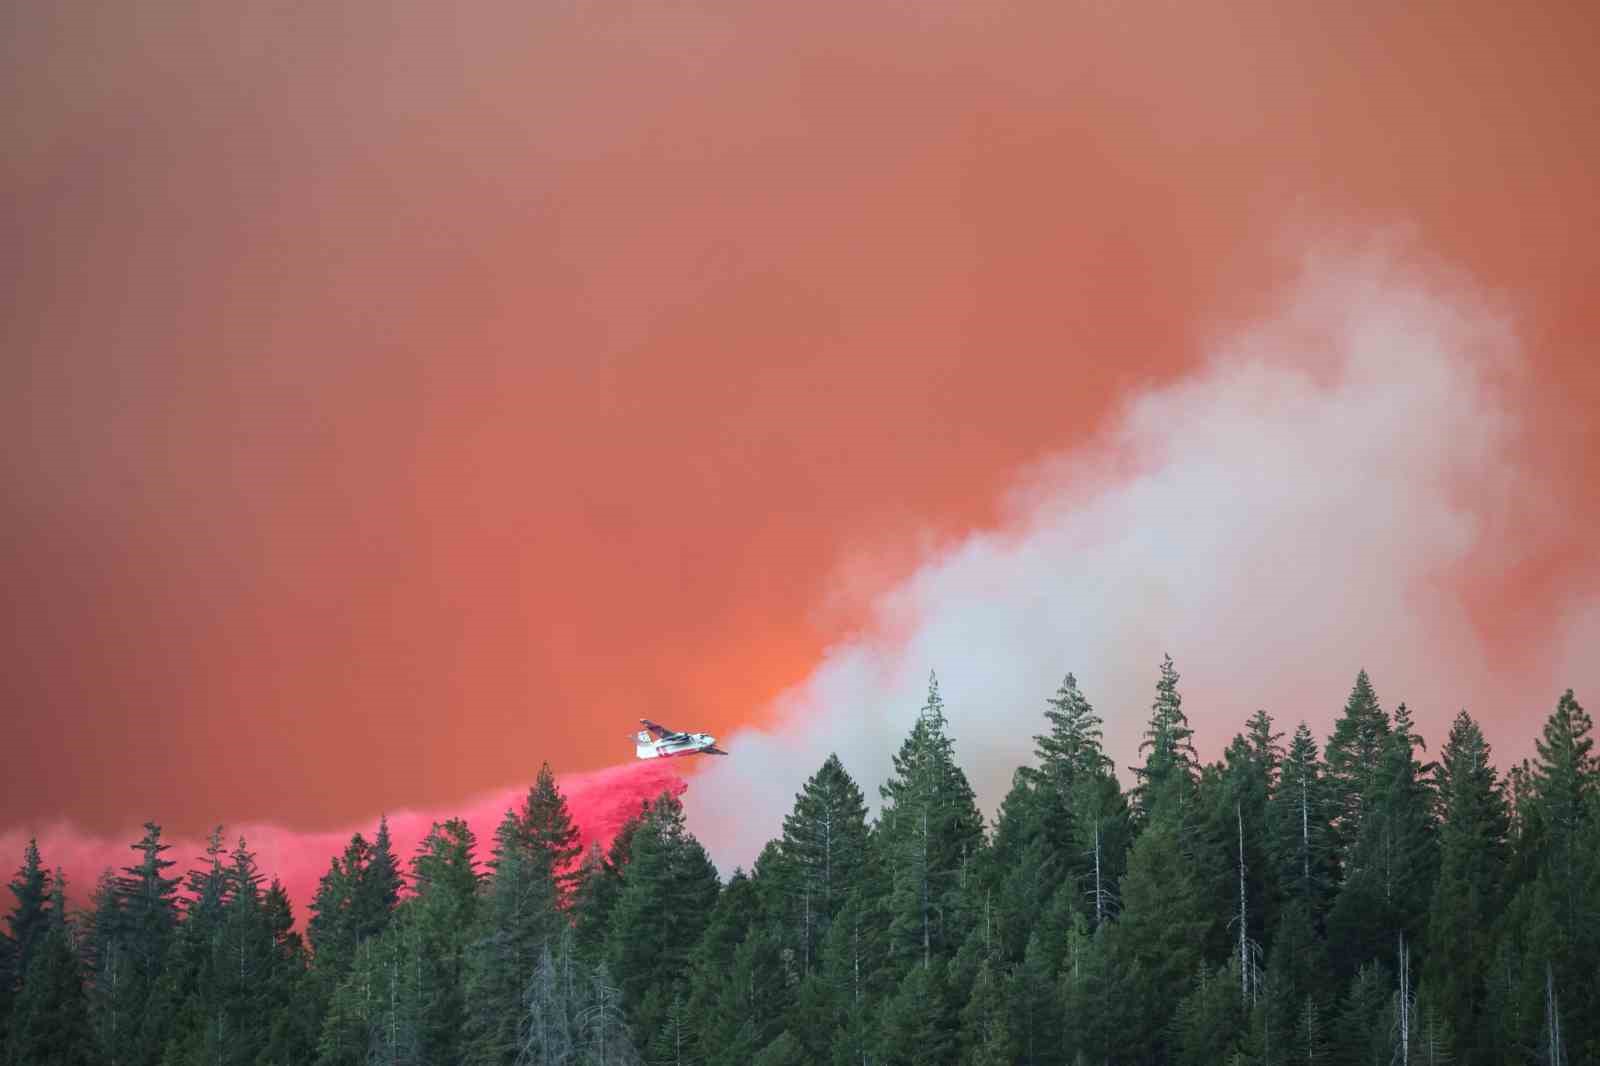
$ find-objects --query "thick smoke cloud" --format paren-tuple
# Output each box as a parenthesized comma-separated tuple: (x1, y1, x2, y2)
(685, 244, 1598, 873)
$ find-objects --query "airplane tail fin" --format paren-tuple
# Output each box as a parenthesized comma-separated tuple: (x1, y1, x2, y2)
(634, 731, 659, 760)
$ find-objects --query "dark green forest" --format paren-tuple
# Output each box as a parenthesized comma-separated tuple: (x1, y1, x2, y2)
(4, 661, 1597, 1065)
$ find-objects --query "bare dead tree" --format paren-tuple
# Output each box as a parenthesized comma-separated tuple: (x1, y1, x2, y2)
(1543, 961, 1565, 1066)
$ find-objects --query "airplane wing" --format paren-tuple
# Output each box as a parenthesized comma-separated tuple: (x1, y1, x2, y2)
(639, 719, 680, 740)
(704, 745, 729, 755)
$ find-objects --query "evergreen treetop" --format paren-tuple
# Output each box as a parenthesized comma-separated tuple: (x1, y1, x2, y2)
(6, 837, 53, 985)
(1133, 654, 1198, 819)
(1033, 672, 1113, 788)
(1325, 669, 1392, 842)
(522, 761, 585, 892)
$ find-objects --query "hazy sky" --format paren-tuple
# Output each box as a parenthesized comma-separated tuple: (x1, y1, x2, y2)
(4, 1, 1598, 847)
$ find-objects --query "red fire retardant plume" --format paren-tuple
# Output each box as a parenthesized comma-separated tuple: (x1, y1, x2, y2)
(0, 761, 688, 929)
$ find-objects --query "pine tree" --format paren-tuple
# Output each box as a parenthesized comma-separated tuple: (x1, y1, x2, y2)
(1424, 710, 1508, 1062)
(1033, 673, 1113, 792)
(359, 816, 404, 941)
(218, 838, 273, 1061)
(1172, 960, 1247, 1066)
(693, 922, 787, 1066)
(647, 986, 697, 1066)
(157, 828, 234, 1066)
(1528, 690, 1594, 942)
(118, 822, 181, 980)
(1261, 900, 1328, 1041)
(876, 673, 984, 974)
(1100, 815, 1209, 1062)
(1288, 993, 1329, 1065)
(1324, 670, 1391, 869)
(465, 806, 562, 1065)
(606, 790, 720, 1044)
(575, 802, 650, 965)
(84, 871, 127, 1062)
(817, 888, 889, 1066)
(976, 773, 1043, 965)
(877, 959, 955, 1066)
(1411, 986, 1455, 1066)
(958, 952, 1013, 1065)
(1327, 702, 1436, 980)
(1132, 654, 1198, 823)
(319, 911, 421, 1066)
(1267, 722, 1336, 918)
(308, 817, 404, 995)
(1007, 929, 1063, 1066)
(1026, 672, 1129, 934)
(306, 847, 357, 967)
(522, 762, 585, 899)
(85, 822, 182, 1066)
(1337, 961, 1394, 1066)
(778, 754, 870, 976)
(257, 878, 314, 1066)
(1523, 689, 1597, 1058)
(1213, 709, 1281, 999)
(5, 839, 53, 998)
(6, 872, 94, 1066)
(408, 818, 481, 1063)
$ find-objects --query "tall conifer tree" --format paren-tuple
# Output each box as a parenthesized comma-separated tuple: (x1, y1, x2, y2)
(522, 761, 584, 898)
(1267, 723, 1336, 917)
(876, 673, 984, 973)
(605, 790, 720, 1043)
(85, 822, 182, 1066)
(6, 871, 93, 1066)
(463, 804, 561, 1065)
(1132, 654, 1198, 823)
(778, 754, 870, 976)
(1324, 670, 1391, 865)
(1327, 703, 1436, 979)
(5, 840, 52, 999)
(1424, 709, 1508, 1061)
(1529, 689, 1595, 938)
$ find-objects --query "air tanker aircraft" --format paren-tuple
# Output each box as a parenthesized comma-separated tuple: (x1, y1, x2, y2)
(634, 719, 729, 759)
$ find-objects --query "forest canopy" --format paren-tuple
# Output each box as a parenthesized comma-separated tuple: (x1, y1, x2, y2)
(3, 663, 1596, 1065)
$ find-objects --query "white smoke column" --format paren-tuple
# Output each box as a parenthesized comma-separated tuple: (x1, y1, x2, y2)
(685, 241, 1599, 873)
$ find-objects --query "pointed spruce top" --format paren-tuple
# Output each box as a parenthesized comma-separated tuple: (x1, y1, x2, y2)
(1033, 671, 1111, 783)
(921, 670, 945, 723)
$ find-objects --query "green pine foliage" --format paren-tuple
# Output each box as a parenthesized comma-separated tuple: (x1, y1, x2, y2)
(6, 868, 94, 1066)
(605, 790, 720, 1045)
(1424, 710, 1509, 1062)
(523, 761, 586, 899)
(1324, 671, 1392, 866)
(5, 840, 52, 998)
(878, 958, 956, 1065)
(1133, 654, 1199, 822)
(777, 753, 870, 976)
(463, 805, 562, 1065)
(1326, 701, 1438, 980)
(877, 674, 985, 975)
(958, 952, 1014, 1065)
(1102, 813, 1211, 1061)
(1337, 960, 1395, 1066)
(1267, 722, 1337, 918)
(1172, 960, 1247, 1066)
(6, 672, 1594, 1066)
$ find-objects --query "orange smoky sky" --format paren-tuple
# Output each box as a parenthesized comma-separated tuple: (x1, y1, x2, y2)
(3, 1, 1598, 838)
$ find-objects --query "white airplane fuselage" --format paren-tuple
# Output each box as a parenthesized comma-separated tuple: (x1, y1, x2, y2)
(635, 730, 718, 759)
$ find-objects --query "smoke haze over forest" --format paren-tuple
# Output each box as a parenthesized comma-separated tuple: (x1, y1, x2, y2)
(3, 1, 1599, 891)
(687, 243, 1598, 869)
